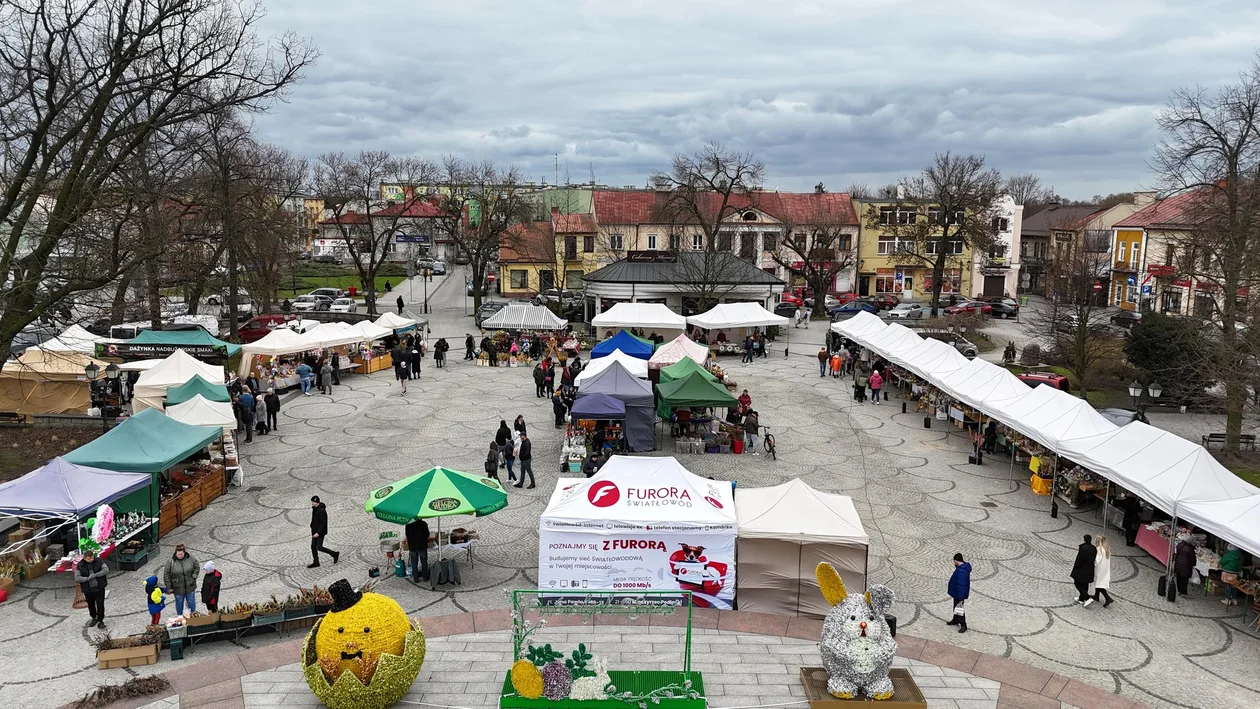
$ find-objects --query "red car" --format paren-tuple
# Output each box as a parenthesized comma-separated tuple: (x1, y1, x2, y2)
(870, 294, 900, 310)
(944, 300, 992, 315)
(239, 314, 302, 343)
(779, 293, 803, 307)
(1017, 371, 1071, 393)
(834, 292, 858, 304)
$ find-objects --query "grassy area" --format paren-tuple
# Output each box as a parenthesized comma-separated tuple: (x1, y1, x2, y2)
(1000, 363, 1134, 409)
(277, 263, 409, 299)
(1227, 465, 1260, 487)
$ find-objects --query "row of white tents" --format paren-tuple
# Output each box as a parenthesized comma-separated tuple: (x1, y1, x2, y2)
(832, 310, 1260, 559)
(236, 313, 418, 376)
(591, 302, 788, 333)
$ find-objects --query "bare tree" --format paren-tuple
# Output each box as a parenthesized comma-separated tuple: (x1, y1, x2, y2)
(432, 157, 535, 310)
(235, 145, 308, 314)
(1004, 173, 1056, 207)
(767, 193, 857, 320)
(651, 142, 766, 310)
(313, 152, 436, 316)
(860, 152, 1003, 315)
(1153, 53, 1260, 452)
(1026, 244, 1118, 399)
(0, 0, 315, 362)
(846, 183, 874, 200)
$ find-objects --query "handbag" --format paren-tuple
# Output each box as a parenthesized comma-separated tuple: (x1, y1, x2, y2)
(1222, 571, 1239, 584)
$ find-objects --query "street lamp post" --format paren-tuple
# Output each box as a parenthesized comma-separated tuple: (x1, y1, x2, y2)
(1127, 381, 1163, 423)
(422, 268, 432, 314)
(84, 362, 121, 433)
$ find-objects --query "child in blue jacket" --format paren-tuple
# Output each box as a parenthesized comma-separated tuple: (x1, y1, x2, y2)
(145, 575, 167, 625)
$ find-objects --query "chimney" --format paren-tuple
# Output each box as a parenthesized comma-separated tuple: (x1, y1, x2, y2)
(551, 206, 559, 220)
(815, 182, 826, 194)
(1132, 191, 1157, 207)
(895, 184, 905, 200)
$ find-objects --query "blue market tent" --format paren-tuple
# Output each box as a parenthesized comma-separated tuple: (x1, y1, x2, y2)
(576, 361, 656, 451)
(0, 458, 150, 519)
(569, 392, 627, 420)
(590, 330, 654, 360)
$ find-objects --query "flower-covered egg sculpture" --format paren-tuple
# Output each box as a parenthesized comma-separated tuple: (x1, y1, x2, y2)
(302, 579, 426, 709)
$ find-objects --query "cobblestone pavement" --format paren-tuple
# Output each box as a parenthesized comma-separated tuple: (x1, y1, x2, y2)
(2, 274, 1258, 708)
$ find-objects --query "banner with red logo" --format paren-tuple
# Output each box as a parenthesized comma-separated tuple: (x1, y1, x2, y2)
(538, 457, 737, 609)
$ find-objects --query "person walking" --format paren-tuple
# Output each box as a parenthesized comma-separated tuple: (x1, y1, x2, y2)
(484, 441, 501, 480)
(319, 360, 334, 396)
(742, 336, 754, 364)
(946, 553, 971, 633)
(464, 333, 475, 360)
(514, 415, 528, 437)
(254, 392, 269, 435)
(515, 432, 535, 488)
(1070, 534, 1097, 606)
(391, 342, 409, 394)
(1119, 493, 1141, 546)
(265, 388, 280, 431)
(868, 369, 883, 405)
(396, 295, 405, 315)
(331, 351, 341, 386)
(744, 410, 760, 455)
(533, 364, 546, 398)
(552, 392, 567, 428)
(410, 338, 422, 378)
(200, 561, 222, 612)
(1174, 535, 1196, 597)
(503, 435, 517, 483)
(163, 544, 200, 615)
(817, 347, 828, 377)
(309, 496, 340, 568)
(237, 388, 255, 442)
(1092, 535, 1113, 607)
(435, 338, 447, 368)
(75, 548, 108, 629)
(405, 517, 430, 583)
(495, 420, 512, 467)
(296, 361, 314, 396)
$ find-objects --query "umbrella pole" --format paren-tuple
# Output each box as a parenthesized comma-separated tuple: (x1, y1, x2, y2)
(437, 517, 443, 562)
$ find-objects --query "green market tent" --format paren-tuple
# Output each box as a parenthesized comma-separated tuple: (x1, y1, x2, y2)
(656, 370, 736, 417)
(366, 467, 508, 524)
(165, 374, 231, 406)
(65, 408, 222, 474)
(658, 357, 719, 385)
(109, 328, 241, 358)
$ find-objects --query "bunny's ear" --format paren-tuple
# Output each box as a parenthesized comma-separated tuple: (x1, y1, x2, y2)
(816, 562, 847, 606)
(865, 584, 895, 617)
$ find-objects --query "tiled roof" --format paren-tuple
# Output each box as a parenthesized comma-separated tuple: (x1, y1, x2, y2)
(592, 189, 858, 226)
(1113, 191, 1202, 229)
(583, 251, 784, 286)
(593, 190, 659, 224)
(499, 221, 555, 263)
(318, 201, 449, 225)
(1019, 205, 1102, 236)
(553, 212, 598, 233)
(318, 210, 369, 225)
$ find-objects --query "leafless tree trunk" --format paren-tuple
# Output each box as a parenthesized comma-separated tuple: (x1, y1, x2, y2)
(1005, 173, 1056, 207)
(768, 192, 857, 320)
(1024, 246, 1118, 399)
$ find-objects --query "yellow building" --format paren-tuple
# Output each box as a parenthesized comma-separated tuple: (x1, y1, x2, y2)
(498, 207, 600, 298)
(853, 200, 973, 299)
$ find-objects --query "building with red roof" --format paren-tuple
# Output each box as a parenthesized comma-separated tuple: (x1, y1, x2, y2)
(1112, 190, 1211, 315)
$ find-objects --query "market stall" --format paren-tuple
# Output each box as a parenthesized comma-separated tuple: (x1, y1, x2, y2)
(658, 357, 719, 385)
(656, 370, 737, 418)
(734, 479, 870, 617)
(0, 458, 152, 585)
(36, 324, 118, 354)
(592, 302, 687, 334)
(480, 303, 568, 331)
(686, 302, 788, 357)
(575, 360, 657, 452)
(574, 348, 649, 386)
(647, 334, 710, 372)
(65, 408, 228, 539)
(97, 328, 240, 362)
(347, 320, 393, 342)
(374, 311, 422, 334)
(165, 394, 237, 435)
(590, 329, 654, 360)
(131, 349, 226, 412)
(237, 327, 322, 383)
(538, 456, 737, 608)
(0, 349, 105, 417)
(164, 374, 230, 407)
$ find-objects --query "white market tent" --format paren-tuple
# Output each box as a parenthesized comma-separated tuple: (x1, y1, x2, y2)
(346, 320, 392, 342)
(304, 322, 363, 348)
(37, 324, 117, 354)
(647, 334, 709, 370)
(539, 456, 738, 608)
(592, 302, 687, 331)
(118, 359, 164, 372)
(574, 348, 649, 386)
(686, 302, 788, 330)
(831, 310, 886, 346)
(987, 385, 1117, 452)
(374, 311, 418, 333)
(901, 339, 969, 381)
(734, 479, 869, 618)
(165, 394, 236, 435)
(935, 358, 1031, 416)
(481, 303, 568, 331)
(237, 328, 322, 376)
(132, 349, 225, 412)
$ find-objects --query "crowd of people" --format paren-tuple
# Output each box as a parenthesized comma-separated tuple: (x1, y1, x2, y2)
(486, 417, 534, 488)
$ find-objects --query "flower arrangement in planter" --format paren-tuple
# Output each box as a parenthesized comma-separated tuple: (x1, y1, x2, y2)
(284, 588, 317, 620)
(185, 610, 220, 633)
(251, 597, 284, 626)
(220, 601, 254, 629)
(302, 579, 426, 709)
(313, 585, 334, 614)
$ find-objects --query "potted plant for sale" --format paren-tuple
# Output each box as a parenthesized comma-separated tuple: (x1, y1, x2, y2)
(220, 601, 254, 630)
(185, 610, 220, 633)
(94, 628, 164, 669)
(252, 598, 284, 626)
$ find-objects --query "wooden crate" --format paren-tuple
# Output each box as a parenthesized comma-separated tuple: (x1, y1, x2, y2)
(97, 643, 159, 669)
(800, 668, 925, 708)
(158, 511, 179, 538)
(201, 470, 225, 504)
(177, 487, 203, 520)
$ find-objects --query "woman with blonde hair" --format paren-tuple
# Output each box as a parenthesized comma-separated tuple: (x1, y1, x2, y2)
(1093, 534, 1113, 607)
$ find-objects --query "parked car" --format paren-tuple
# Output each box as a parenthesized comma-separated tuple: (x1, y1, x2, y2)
(943, 299, 992, 316)
(1098, 407, 1146, 426)
(1111, 310, 1142, 329)
(296, 251, 312, 261)
(887, 303, 925, 320)
(292, 294, 332, 312)
(415, 258, 435, 271)
(773, 302, 800, 319)
(430, 261, 447, 275)
(807, 294, 841, 310)
(871, 294, 901, 310)
(466, 276, 494, 296)
(329, 297, 357, 313)
(983, 297, 1020, 318)
(475, 300, 509, 326)
(920, 330, 979, 359)
(239, 314, 300, 343)
(829, 300, 880, 319)
(778, 292, 803, 307)
(313, 254, 342, 264)
(532, 289, 582, 306)
(308, 287, 345, 300)
(1016, 371, 1071, 392)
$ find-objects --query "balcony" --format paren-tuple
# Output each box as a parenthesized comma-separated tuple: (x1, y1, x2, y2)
(1113, 261, 1138, 273)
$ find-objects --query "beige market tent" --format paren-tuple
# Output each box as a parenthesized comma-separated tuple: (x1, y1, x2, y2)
(734, 479, 869, 617)
(0, 349, 104, 417)
(132, 349, 225, 412)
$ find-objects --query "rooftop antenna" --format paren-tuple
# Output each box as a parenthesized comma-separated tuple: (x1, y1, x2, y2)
(554, 154, 559, 187)
(589, 162, 595, 186)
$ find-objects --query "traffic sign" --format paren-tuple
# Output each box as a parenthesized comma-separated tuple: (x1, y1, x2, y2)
(1093, 281, 1103, 292)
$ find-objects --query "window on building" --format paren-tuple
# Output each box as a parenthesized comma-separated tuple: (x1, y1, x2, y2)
(1117, 241, 1126, 264)
(877, 237, 897, 255)
(763, 234, 777, 251)
(837, 234, 852, 252)
(879, 207, 896, 226)
(739, 233, 756, 259)
(669, 233, 681, 251)
(875, 274, 898, 293)
(609, 233, 624, 250)
(988, 243, 1008, 259)
(898, 209, 917, 225)
(564, 235, 577, 260)
(510, 269, 529, 290)
(925, 239, 963, 255)
(992, 216, 1009, 232)
(692, 233, 704, 250)
(743, 211, 758, 221)
(583, 235, 594, 253)
(718, 233, 733, 250)
(565, 270, 584, 290)
(1164, 244, 1175, 267)
(762, 267, 776, 277)
(1162, 289, 1182, 313)
(647, 233, 658, 250)
(1131, 241, 1141, 268)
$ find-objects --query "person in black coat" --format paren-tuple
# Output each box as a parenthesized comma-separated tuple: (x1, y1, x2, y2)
(396, 295, 405, 314)
(495, 420, 511, 467)
(331, 351, 341, 386)
(308, 496, 339, 568)
(514, 415, 527, 437)
(464, 334, 475, 360)
(405, 518, 430, 582)
(410, 339, 422, 378)
(1070, 534, 1096, 606)
(200, 561, 222, 612)
(533, 364, 546, 398)
(74, 549, 108, 629)
(264, 389, 280, 431)
(514, 433, 534, 488)
(1174, 537, 1197, 596)
(552, 393, 567, 428)
(1119, 493, 1142, 546)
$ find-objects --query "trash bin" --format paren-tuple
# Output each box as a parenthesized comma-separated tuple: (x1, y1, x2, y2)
(1019, 295, 1028, 306)
(732, 439, 744, 454)
(348, 286, 358, 297)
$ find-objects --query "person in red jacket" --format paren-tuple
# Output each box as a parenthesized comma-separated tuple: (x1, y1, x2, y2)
(200, 561, 222, 613)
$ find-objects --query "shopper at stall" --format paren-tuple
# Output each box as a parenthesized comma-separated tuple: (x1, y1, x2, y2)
(817, 347, 828, 377)
(255, 393, 269, 435)
(515, 432, 535, 488)
(410, 337, 422, 378)
(405, 517, 430, 583)
(200, 561, 222, 612)
(869, 369, 883, 405)
(946, 553, 970, 633)
(1119, 493, 1141, 546)
(75, 549, 108, 629)
(495, 420, 512, 467)
(309, 496, 339, 568)
(552, 392, 567, 428)
(265, 388, 280, 431)
(1174, 534, 1196, 597)
(331, 351, 341, 386)
(296, 361, 314, 395)
(465, 333, 475, 360)
(319, 360, 334, 396)
(983, 421, 999, 454)
(742, 335, 754, 363)
(582, 450, 602, 477)
(237, 389, 256, 442)
(144, 574, 166, 625)
(1221, 544, 1245, 605)
(164, 544, 201, 615)
(744, 409, 760, 455)
(533, 364, 546, 398)
(560, 365, 574, 394)
(1092, 536, 1113, 607)
(1070, 534, 1096, 606)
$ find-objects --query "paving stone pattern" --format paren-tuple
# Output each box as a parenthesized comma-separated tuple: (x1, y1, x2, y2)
(3, 275, 1257, 708)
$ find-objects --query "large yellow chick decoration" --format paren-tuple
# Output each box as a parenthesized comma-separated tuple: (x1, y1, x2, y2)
(302, 579, 427, 709)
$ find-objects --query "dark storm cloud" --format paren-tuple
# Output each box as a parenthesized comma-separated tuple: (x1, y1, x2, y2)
(253, 0, 1260, 198)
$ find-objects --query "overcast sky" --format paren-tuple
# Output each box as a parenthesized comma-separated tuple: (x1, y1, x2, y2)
(253, 0, 1260, 200)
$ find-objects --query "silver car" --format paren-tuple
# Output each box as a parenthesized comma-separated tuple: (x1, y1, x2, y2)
(887, 303, 924, 320)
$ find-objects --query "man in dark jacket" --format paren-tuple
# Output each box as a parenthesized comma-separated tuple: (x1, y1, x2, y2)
(514, 433, 534, 489)
(1119, 493, 1141, 546)
(1174, 537, 1197, 596)
(309, 496, 340, 568)
(405, 517, 430, 583)
(74, 549, 108, 629)
(495, 420, 512, 468)
(264, 389, 281, 431)
(465, 333, 475, 360)
(533, 364, 546, 398)
(1070, 534, 1096, 606)
(396, 294, 405, 314)
(331, 351, 341, 386)
(237, 389, 255, 442)
(946, 552, 971, 633)
(552, 393, 567, 428)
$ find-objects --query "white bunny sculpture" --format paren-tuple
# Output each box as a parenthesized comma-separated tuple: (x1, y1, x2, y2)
(816, 562, 897, 700)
